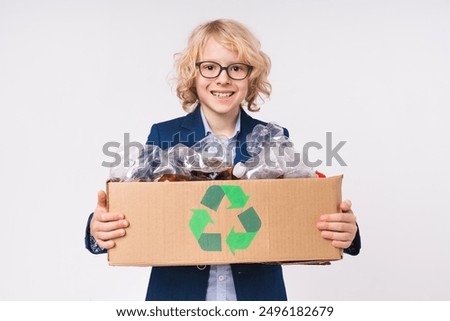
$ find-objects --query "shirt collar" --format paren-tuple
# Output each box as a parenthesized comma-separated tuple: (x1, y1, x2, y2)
(199, 105, 241, 139)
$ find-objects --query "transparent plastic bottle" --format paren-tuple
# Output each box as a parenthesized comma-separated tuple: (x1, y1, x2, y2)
(109, 143, 141, 182)
(236, 122, 316, 179)
(232, 151, 284, 180)
(246, 122, 285, 156)
(276, 141, 316, 178)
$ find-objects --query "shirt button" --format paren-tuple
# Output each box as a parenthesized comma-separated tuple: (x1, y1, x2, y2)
(218, 275, 225, 281)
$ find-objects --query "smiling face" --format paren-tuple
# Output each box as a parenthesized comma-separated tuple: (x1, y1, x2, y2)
(195, 37, 249, 122)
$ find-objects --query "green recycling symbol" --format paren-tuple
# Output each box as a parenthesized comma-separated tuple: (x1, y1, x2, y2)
(189, 185, 261, 254)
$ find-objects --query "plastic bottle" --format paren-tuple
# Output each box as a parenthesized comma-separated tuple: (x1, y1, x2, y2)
(232, 158, 284, 180)
(246, 122, 285, 156)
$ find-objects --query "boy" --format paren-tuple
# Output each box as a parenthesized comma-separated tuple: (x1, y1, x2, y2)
(85, 19, 360, 300)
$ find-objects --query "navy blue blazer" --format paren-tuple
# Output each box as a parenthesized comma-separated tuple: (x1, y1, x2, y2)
(85, 106, 361, 301)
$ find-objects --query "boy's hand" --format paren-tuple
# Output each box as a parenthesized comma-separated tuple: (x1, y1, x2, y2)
(316, 200, 357, 249)
(90, 190, 129, 250)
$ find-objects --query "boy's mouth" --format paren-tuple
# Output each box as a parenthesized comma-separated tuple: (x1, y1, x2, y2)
(211, 91, 235, 98)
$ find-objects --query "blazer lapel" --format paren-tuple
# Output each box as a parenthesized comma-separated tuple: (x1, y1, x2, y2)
(234, 108, 259, 164)
(179, 106, 206, 146)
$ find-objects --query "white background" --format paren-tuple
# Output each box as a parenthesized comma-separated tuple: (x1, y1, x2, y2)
(1, 0, 449, 300)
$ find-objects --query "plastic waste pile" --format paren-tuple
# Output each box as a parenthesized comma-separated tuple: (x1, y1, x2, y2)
(109, 122, 315, 182)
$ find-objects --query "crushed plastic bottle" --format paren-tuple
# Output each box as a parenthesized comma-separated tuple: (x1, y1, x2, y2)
(233, 146, 284, 179)
(245, 122, 285, 156)
(109, 143, 142, 182)
(235, 122, 316, 179)
(129, 145, 162, 181)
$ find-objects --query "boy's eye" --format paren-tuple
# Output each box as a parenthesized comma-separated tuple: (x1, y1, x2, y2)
(203, 64, 217, 71)
(231, 65, 242, 72)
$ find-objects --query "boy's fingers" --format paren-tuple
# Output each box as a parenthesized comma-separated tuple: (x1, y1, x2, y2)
(97, 190, 108, 209)
(331, 240, 352, 249)
(317, 221, 357, 234)
(96, 239, 115, 250)
(340, 200, 352, 211)
(319, 213, 356, 223)
(96, 229, 127, 242)
(320, 230, 352, 241)
(99, 220, 129, 232)
(98, 212, 125, 223)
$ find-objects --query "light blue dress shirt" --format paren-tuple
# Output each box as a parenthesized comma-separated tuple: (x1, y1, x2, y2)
(200, 106, 239, 301)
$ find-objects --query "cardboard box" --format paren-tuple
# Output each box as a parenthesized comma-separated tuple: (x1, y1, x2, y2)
(107, 175, 343, 266)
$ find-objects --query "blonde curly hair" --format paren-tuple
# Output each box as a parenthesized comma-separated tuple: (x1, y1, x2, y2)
(174, 19, 271, 112)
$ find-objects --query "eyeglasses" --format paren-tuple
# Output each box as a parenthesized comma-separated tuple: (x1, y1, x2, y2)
(195, 61, 253, 80)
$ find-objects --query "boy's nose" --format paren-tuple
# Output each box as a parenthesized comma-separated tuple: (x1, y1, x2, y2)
(215, 68, 231, 84)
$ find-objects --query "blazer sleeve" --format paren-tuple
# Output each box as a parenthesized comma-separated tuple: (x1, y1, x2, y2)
(84, 212, 107, 254)
(344, 224, 361, 256)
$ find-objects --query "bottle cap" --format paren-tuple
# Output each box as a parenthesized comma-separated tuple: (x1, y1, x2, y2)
(232, 162, 247, 178)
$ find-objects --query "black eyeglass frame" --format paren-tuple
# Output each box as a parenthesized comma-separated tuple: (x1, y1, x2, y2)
(195, 61, 254, 80)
